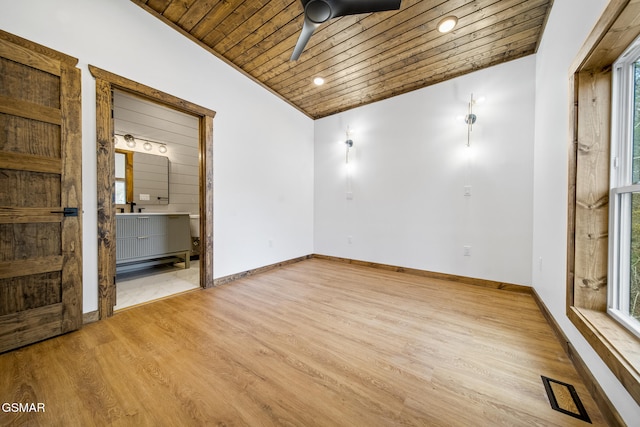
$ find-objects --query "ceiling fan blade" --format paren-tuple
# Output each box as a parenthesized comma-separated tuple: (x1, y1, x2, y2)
(291, 17, 321, 61)
(331, 0, 401, 18)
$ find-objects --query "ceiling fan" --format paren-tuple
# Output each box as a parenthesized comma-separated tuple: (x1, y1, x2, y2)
(290, 0, 402, 61)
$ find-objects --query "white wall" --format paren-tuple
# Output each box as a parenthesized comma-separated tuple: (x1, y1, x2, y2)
(0, 0, 315, 313)
(533, 0, 640, 423)
(314, 56, 535, 286)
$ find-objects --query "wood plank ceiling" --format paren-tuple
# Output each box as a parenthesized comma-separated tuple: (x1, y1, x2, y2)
(132, 0, 553, 119)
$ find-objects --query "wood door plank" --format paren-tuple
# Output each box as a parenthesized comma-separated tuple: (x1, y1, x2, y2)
(0, 151, 62, 174)
(0, 256, 64, 280)
(0, 303, 63, 353)
(59, 61, 83, 333)
(0, 95, 62, 125)
(0, 207, 64, 224)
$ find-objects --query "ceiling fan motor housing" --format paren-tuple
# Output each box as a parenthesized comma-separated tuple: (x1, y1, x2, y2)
(306, 0, 333, 23)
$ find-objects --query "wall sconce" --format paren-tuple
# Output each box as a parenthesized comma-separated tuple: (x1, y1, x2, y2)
(345, 127, 354, 164)
(345, 127, 355, 200)
(465, 94, 483, 147)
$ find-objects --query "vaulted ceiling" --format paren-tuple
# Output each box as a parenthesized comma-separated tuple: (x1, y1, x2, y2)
(132, 0, 553, 119)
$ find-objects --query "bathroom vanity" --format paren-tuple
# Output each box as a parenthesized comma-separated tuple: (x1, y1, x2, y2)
(116, 213, 191, 273)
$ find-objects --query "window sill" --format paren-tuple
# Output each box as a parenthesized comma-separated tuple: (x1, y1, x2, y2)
(569, 306, 640, 404)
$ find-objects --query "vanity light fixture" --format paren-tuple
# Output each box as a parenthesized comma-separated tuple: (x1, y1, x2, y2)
(313, 76, 325, 86)
(116, 133, 169, 154)
(124, 134, 136, 148)
(437, 16, 458, 33)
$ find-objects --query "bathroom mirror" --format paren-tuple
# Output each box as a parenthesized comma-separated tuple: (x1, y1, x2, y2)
(133, 152, 169, 205)
(115, 150, 169, 205)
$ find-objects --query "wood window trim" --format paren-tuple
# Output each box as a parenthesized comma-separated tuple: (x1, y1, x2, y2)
(567, 0, 640, 406)
(89, 65, 215, 319)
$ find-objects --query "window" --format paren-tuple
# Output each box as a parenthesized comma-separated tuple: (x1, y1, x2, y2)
(569, 0, 640, 410)
(115, 149, 133, 206)
(609, 38, 640, 339)
(115, 151, 126, 205)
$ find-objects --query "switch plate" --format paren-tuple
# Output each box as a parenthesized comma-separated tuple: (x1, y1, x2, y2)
(464, 186, 472, 197)
(346, 191, 354, 200)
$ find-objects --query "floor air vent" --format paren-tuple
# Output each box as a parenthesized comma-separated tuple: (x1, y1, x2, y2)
(541, 376, 591, 423)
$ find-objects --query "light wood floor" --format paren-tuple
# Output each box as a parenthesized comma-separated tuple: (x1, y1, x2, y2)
(1, 258, 605, 426)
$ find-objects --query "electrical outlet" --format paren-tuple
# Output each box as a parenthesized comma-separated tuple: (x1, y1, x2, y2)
(463, 245, 471, 256)
(464, 186, 472, 197)
(347, 235, 353, 244)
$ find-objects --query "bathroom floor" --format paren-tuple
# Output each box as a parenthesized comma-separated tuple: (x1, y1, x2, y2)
(114, 261, 200, 310)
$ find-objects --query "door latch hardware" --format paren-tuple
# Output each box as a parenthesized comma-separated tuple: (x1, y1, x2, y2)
(50, 207, 78, 217)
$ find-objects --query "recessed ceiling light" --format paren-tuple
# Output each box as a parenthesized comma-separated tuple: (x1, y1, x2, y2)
(437, 16, 458, 33)
(313, 77, 325, 86)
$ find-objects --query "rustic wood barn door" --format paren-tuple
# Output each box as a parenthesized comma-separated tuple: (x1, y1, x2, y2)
(0, 30, 82, 353)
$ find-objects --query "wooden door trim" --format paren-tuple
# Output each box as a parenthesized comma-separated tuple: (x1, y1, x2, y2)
(90, 66, 215, 319)
(0, 29, 79, 68)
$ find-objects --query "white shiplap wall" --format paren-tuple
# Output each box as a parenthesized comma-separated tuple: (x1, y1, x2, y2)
(113, 90, 199, 215)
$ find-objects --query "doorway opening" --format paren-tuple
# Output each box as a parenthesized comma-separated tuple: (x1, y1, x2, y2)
(112, 90, 200, 309)
(91, 66, 215, 319)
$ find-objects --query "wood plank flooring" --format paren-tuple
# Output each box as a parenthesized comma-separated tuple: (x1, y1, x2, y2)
(0, 258, 605, 426)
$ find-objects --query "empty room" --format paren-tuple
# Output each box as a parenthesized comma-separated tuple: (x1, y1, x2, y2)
(1, 0, 639, 425)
